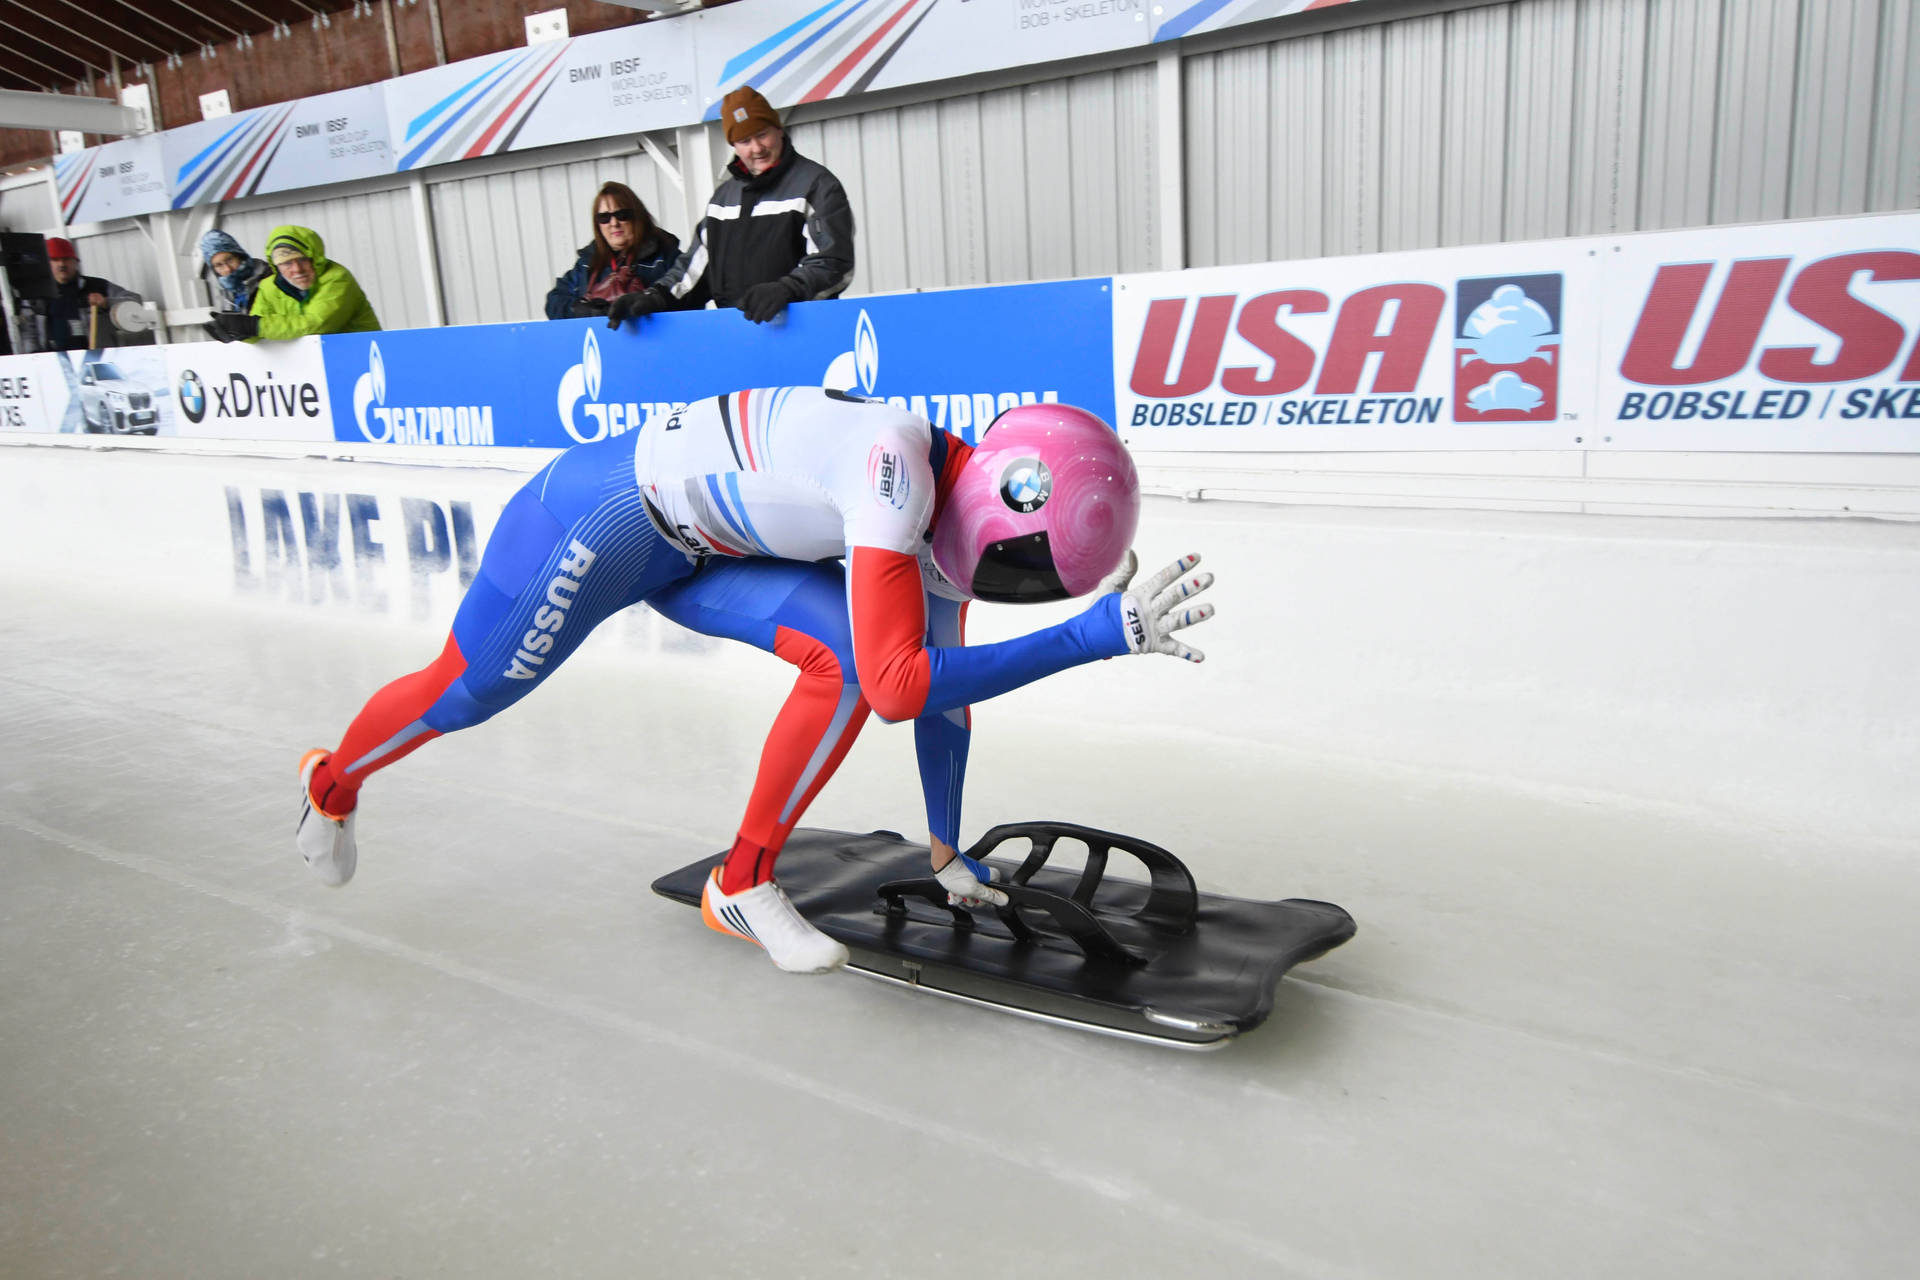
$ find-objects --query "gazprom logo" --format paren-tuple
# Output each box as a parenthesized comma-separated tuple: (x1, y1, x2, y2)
(824, 308, 879, 396)
(560, 325, 679, 443)
(352, 341, 387, 440)
(354, 338, 495, 445)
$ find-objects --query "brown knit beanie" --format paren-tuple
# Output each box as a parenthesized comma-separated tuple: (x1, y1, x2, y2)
(721, 86, 781, 144)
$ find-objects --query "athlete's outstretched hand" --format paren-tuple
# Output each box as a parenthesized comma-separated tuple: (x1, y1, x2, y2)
(1116, 553, 1215, 663)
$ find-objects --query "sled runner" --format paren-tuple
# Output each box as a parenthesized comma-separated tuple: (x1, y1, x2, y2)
(652, 821, 1355, 1049)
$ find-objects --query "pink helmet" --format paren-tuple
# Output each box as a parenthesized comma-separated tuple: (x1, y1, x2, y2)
(931, 404, 1139, 602)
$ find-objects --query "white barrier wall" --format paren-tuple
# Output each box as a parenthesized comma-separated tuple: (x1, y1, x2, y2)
(7, 440, 1916, 847)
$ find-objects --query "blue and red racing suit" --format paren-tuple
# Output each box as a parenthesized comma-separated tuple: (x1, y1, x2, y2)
(306, 387, 1131, 888)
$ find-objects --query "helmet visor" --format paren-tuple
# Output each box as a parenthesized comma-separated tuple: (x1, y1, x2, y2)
(970, 531, 1069, 603)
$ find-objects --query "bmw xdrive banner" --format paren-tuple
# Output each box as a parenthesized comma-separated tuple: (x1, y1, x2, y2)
(164, 338, 334, 442)
(319, 279, 1114, 449)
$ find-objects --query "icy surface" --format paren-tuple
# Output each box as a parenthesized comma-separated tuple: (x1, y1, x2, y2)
(3, 581, 1918, 1279)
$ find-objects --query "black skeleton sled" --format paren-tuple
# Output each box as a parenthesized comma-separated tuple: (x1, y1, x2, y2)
(652, 821, 1355, 1049)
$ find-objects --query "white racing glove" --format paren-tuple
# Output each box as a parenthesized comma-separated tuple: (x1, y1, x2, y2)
(934, 855, 1008, 908)
(1111, 552, 1216, 663)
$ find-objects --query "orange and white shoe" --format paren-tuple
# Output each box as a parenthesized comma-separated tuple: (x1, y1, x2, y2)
(700, 868, 848, 974)
(296, 749, 357, 887)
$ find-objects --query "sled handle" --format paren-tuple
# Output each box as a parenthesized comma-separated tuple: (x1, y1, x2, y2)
(965, 821, 1198, 933)
(875, 878, 975, 930)
(873, 877, 1147, 967)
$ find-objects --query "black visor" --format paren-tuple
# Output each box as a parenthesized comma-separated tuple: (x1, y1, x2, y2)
(971, 531, 1068, 603)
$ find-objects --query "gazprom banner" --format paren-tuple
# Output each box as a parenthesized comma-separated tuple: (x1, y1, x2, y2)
(318, 279, 1115, 449)
(1113, 211, 1920, 453)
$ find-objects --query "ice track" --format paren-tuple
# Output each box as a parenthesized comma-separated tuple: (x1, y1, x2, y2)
(3, 577, 1918, 1279)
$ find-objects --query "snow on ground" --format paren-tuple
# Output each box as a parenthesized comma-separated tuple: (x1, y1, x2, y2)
(3, 570, 1916, 1279)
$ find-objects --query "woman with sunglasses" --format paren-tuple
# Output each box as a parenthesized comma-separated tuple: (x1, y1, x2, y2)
(544, 182, 682, 320)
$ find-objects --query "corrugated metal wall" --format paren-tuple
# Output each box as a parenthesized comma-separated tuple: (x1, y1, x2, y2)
(787, 61, 1160, 297)
(0, 178, 54, 238)
(70, 225, 160, 302)
(220, 185, 428, 331)
(1184, 0, 1920, 268)
(427, 150, 677, 327)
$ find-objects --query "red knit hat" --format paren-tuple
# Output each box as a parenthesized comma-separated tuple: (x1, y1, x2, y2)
(45, 236, 77, 261)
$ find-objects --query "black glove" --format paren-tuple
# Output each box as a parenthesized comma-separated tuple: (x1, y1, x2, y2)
(606, 288, 671, 330)
(568, 298, 611, 319)
(208, 312, 259, 343)
(739, 278, 803, 324)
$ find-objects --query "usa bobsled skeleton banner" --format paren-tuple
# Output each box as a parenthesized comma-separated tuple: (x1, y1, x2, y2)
(1597, 213, 1920, 452)
(1113, 242, 1601, 451)
(1115, 211, 1920, 452)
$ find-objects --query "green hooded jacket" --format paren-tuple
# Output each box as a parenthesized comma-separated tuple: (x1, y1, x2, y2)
(248, 224, 381, 340)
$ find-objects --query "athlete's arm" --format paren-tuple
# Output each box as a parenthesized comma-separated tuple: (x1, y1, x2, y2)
(914, 592, 971, 850)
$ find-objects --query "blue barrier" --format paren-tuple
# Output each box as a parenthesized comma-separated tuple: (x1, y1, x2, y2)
(319, 279, 1117, 450)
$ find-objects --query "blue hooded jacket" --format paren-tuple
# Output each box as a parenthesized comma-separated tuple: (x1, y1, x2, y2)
(198, 229, 272, 315)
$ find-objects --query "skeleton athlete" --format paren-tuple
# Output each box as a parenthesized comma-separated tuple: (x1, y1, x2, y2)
(295, 387, 1217, 972)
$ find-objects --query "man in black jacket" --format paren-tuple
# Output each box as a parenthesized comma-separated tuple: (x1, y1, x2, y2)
(26, 237, 140, 352)
(608, 86, 854, 329)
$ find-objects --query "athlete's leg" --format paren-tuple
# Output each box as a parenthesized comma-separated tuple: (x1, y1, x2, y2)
(306, 432, 692, 818)
(648, 558, 869, 893)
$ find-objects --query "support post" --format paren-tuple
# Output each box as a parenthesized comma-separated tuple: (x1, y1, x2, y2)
(409, 172, 445, 326)
(673, 121, 715, 255)
(1155, 45, 1185, 273)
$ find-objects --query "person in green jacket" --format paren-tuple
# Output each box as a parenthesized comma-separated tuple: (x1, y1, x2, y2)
(207, 224, 380, 342)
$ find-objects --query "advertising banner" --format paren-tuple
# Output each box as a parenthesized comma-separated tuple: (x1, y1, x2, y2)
(1597, 213, 1920, 452)
(1113, 242, 1599, 451)
(55, 136, 170, 225)
(692, 0, 1148, 117)
(0, 354, 70, 434)
(165, 85, 391, 208)
(386, 22, 697, 171)
(1151, 0, 1373, 43)
(320, 279, 1115, 449)
(0, 346, 171, 435)
(165, 338, 334, 442)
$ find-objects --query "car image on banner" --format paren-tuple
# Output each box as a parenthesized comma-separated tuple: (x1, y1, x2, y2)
(73, 350, 168, 435)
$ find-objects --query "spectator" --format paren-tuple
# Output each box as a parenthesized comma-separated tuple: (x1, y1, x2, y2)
(209, 224, 380, 343)
(608, 86, 853, 330)
(26, 236, 139, 352)
(544, 182, 680, 320)
(198, 229, 272, 317)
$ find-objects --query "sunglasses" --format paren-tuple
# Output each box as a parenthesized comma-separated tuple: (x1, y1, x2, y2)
(596, 209, 637, 225)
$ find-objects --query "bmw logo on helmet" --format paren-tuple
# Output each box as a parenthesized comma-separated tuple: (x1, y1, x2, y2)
(178, 369, 206, 423)
(998, 457, 1052, 513)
